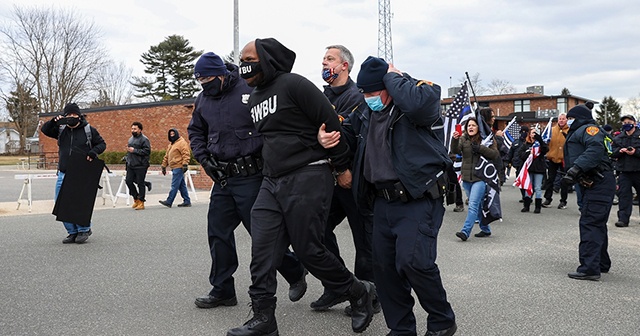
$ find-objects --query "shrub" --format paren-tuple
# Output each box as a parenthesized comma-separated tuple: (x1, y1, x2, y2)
(98, 150, 197, 165)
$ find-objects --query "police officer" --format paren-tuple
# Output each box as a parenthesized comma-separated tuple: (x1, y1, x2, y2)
(611, 115, 640, 227)
(562, 104, 614, 281)
(187, 52, 307, 309)
(322, 56, 457, 335)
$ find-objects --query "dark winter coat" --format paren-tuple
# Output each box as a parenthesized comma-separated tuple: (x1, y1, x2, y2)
(451, 134, 500, 183)
(41, 117, 106, 173)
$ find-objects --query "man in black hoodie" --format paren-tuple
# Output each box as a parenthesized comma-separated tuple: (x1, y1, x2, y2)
(226, 38, 374, 336)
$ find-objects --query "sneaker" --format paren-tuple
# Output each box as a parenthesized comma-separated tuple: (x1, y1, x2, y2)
(62, 234, 77, 244)
(474, 231, 491, 237)
(558, 201, 567, 209)
(465, 198, 469, 205)
(288, 269, 308, 302)
(310, 290, 349, 311)
(615, 221, 629, 227)
(145, 181, 152, 191)
(541, 199, 552, 208)
(177, 202, 191, 207)
(455, 231, 468, 241)
(75, 230, 92, 244)
(453, 205, 464, 212)
(612, 197, 619, 205)
(194, 294, 238, 308)
(159, 200, 172, 208)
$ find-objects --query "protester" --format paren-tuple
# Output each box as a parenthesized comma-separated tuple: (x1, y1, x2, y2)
(516, 128, 548, 213)
(507, 125, 529, 202)
(187, 52, 307, 312)
(125, 121, 150, 210)
(316, 44, 378, 315)
(452, 117, 499, 241)
(41, 103, 106, 244)
(226, 38, 374, 336)
(159, 128, 191, 208)
(321, 56, 457, 336)
(611, 115, 640, 227)
(542, 113, 570, 209)
(562, 104, 614, 281)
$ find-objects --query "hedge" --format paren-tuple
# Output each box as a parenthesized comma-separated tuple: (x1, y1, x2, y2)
(98, 150, 197, 165)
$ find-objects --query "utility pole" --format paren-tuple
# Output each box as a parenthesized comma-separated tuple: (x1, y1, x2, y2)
(233, 0, 239, 65)
(377, 0, 393, 63)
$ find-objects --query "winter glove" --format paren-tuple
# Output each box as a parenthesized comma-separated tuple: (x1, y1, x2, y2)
(161, 166, 167, 176)
(534, 133, 544, 143)
(561, 165, 581, 186)
(182, 164, 188, 173)
(87, 150, 98, 160)
(471, 143, 480, 154)
(201, 157, 221, 182)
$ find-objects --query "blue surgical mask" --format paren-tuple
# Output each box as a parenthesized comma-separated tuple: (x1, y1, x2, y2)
(365, 95, 385, 112)
(622, 123, 635, 132)
(567, 119, 575, 127)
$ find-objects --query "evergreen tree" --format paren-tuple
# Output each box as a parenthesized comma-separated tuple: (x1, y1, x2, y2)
(132, 35, 203, 101)
(2, 83, 39, 153)
(595, 96, 622, 130)
(560, 88, 571, 95)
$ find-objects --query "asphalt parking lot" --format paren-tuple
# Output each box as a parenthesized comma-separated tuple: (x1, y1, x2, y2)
(1, 167, 639, 335)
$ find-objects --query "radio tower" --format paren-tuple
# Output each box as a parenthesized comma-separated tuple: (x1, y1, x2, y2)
(378, 0, 393, 63)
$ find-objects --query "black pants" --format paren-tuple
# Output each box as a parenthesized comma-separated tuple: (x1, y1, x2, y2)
(373, 196, 455, 334)
(126, 167, 148, 201)
(543, 160, 568, 203)
(249, 165, 354, 299)
(616, 171, 640, 224)
(206, 174, 304, 299)
(323, 185, 374, 282)
(454, 181, 463, 206)
(577, 171, 615, 275)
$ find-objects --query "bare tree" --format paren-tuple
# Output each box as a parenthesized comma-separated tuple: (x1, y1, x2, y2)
(458, 72, 486, 95)
(0, 5, 108, 114)
(486, 79, 516, 95)
(90, 60, 134, 107)
(623, 93, 640, 115)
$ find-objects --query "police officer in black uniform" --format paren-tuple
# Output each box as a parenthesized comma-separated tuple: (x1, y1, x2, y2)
(562, 104, 614, 281)
(187, 52, 307, 309)
(323, 56, 457, 336)
(611, 114, 640, 227)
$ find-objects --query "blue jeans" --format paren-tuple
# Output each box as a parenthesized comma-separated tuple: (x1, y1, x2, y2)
(531, 173, 544, 199)
(55, 172, 91, 234)
(166, 168, 190, 205)
(461, 181, 489, 237)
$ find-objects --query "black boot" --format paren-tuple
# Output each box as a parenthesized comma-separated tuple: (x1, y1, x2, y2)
(348, 279, 374, 333)
(226, 297, 278, 336)
(521, 197, 532, 212)
(534, 198, 542, 214)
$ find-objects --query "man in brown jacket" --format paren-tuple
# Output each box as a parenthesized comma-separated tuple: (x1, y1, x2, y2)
(159, 128, 192, 207)
(542, 113, 570, 209)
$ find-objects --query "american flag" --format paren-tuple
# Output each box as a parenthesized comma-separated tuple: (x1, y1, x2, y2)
(444, 81, 473, 152)
(513, 141, 540, 197)
(503, 116, 520, 150)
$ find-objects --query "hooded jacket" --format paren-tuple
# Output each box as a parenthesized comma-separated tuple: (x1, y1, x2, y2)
(162, 129, 191, 169)
(248, 38, 350, 177)
(546, 123, 570, 163)
(188, 63, 261, 163)
(41, 117, 106, 173)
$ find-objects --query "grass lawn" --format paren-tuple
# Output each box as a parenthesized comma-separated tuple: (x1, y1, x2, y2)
(0, 155, 27, 166)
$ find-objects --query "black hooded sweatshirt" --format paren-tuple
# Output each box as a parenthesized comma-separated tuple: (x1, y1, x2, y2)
(248, 38, 350, 177)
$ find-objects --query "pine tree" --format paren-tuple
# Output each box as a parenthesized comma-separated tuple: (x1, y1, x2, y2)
(595, 96, 623, 131)
(132, 35, 203, 101)
(560, 88, 571, 95)
(3, 83, 39, 153)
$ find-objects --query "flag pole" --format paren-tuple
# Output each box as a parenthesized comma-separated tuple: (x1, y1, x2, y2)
(465, 72, 480, 108)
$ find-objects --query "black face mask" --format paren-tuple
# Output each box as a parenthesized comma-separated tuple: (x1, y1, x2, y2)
(239, 61, 262, 79)
(67, 117, 80, 127)
(202, 77, 223, 96)
(168, 132, 179, 143)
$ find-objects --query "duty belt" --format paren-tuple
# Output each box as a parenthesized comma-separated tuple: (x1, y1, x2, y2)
(219, 155, 263, 177)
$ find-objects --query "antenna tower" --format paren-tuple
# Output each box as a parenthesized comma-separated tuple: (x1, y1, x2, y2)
(377, 0, 393, 63)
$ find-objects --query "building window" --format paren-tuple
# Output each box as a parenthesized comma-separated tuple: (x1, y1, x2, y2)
(514, 100, 530, 113)
(557, 97, 567, 114)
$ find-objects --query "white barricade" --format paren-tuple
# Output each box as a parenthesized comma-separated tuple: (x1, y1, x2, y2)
(111, 169, 198, 206)
(14, 171, 117, 213)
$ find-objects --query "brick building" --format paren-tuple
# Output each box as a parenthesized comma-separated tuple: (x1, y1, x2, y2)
(441, 86, 597, 129)
(38, 98, 213, 189)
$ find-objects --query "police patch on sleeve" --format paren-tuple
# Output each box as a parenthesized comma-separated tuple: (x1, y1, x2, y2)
(586, 126, 600, 136)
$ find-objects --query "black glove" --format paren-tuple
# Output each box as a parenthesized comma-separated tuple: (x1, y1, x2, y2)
(561, 166, 581, 186)
(161, 166, 167, 175)
(471, 143, 480, 154)
(87, 150, 98, 160)
(534, 133, 544, 143)
(182, 164, 188, 173)
(201, 157, 227, 184)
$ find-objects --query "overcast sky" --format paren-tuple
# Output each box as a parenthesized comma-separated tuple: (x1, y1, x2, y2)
(1, 0, 639, 111)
